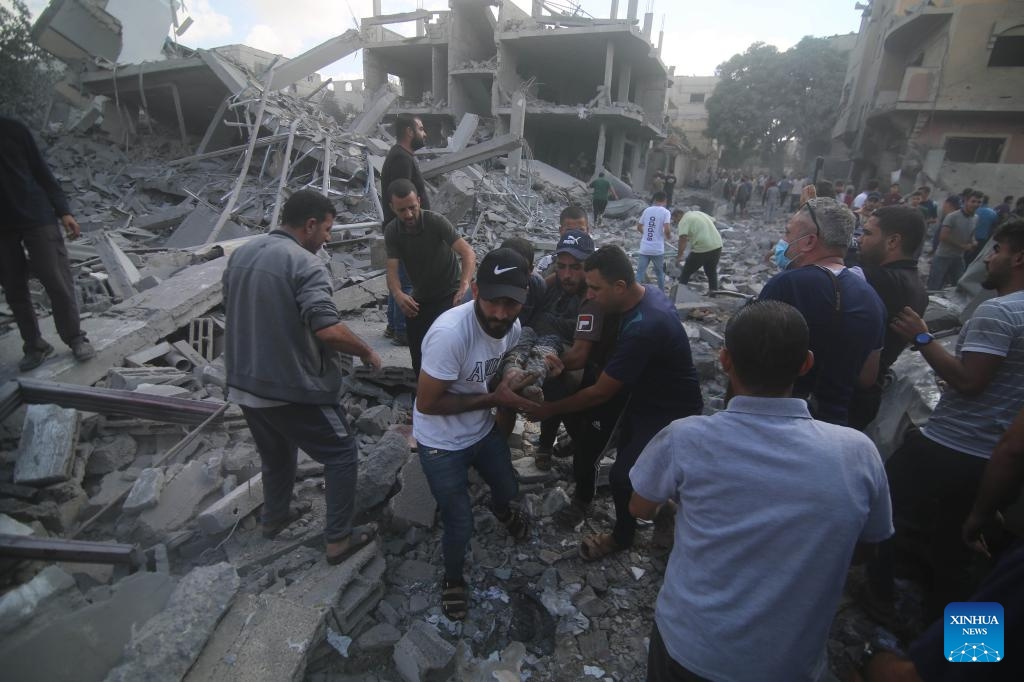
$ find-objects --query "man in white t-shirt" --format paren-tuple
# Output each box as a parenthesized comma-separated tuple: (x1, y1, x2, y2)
(852, 178, 880, 210)
(635, 191, 673, 290)
(413, 248, 540, 621)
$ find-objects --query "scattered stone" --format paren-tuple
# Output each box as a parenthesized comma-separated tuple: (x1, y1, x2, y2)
(513, 458, 558, 483)
(393, 559, 436, 585)
(85, 434, 137, 475)
(197, 472, 263, 535)
(0, 513, 35, 536)
(355, 404, 393, 436)
(106, 563, 240, 682)
(0, 566, 76, 635)
(577, 628, 610, 660)
(137, 454, 222, 537)
(630, 566, 646, 581)
(122, 467, 165, 513)
(540, 487, 571, 516)
(393, 621, 456, 682)
(584, 664, 606, 677)
(14, 405, 80, 486)
(586, 569, 608, 593)
(326, 628, 352, 657)
(355, 428, 409, 513)
(357, 622, 401, 651)
(409, 594, 430, 614)
(388, 452, 437, 529)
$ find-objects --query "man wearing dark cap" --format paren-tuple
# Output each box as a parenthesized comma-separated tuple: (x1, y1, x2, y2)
(413, 248, 541, 621)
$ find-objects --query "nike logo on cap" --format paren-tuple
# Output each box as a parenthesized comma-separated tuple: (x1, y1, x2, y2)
(494, 265, 518, 275)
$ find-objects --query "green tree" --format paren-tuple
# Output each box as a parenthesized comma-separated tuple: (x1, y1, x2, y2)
(706, 37, 848, 169)
(0, 0, 60, 125)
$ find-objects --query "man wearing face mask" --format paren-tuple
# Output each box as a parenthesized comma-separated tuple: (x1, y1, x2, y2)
(760, 198, 887, 426)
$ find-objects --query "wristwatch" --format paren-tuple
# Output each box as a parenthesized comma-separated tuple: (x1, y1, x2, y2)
(912, 331, 934, 351)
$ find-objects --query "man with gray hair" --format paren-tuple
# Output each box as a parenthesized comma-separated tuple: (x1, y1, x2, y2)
(759, 197, 887, 425)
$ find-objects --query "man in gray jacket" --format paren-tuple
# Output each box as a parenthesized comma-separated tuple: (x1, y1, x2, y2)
(223, 190, 382, 565)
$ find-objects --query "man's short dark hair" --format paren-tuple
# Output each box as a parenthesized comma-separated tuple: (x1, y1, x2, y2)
(918, 186, 931, 195)
(910, 191, 922, 198)
(993, 219, 1024, 254)
(560, 205, 587, 225)
(671, 208, 685, 222)
(598, 171, 606, 177)
(962, 187, 974, 197)
(393, 114, 418, 140)
(652, 191, 667, 203)
(816, 181, 834, 198)
(872, 205, 925, 257)
(281, 189, 335, 228)
(584, 245, 634, 284)
(1003, 195, 1013, 204)
(387, 178, 418, 202)
(969, 190, 984, 201)
(866, 179, 879, 191)
(726, 301, 809, 395)
(500, 237, 534, 265)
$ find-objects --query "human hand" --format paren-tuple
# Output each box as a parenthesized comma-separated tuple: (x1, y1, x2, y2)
(397, 292, 420, 317)
(525, 401, 555, 422)
(801, 184, 817, 204)
(543, 353, 564, 378)
(889, 306, 928, 342)
(61, 214, 81, 239)
(360, 349, 382, 371)
(493, 375, 541, 412)
(453, 282, 470, 307)
(962, 510, 1002, 558)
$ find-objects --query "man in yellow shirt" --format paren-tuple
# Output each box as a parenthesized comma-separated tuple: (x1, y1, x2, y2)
(675, 206, 724, 292)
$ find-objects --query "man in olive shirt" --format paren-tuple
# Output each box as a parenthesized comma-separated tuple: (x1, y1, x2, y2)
(588, 172, 617, 227)
(928, 190, 981, 289)
(385, 179, 476, 377)
(675, 205, 724, 291)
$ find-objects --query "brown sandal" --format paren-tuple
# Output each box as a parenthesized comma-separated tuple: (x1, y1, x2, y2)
(579, 532, 625, 562)
(326, 524, 377, 565)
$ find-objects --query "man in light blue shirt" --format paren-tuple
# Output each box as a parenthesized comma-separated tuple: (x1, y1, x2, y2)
(630, 300, 892, 682)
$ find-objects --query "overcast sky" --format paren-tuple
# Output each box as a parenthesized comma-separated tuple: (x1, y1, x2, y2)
(17, 0, 866, 83)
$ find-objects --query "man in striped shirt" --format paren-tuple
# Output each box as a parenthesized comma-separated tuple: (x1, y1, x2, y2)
(866, 219, 1024, 621)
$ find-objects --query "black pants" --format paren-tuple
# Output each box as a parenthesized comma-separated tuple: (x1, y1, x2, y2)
(593, 199, 608, 221)
(241, 402, 358, 543)
(0, 223, 85, 352)
(539, 373, 575, 449)
(867, 429, 988, 617)
(406, 295, 453, 378)
(678, 248, 721, 291)
(611, 415, 669, 547)
(647, 622, 709, 682)
(566, 388, 626, 505)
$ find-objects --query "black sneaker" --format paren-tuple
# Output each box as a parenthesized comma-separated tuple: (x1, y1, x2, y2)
(19, 340, 54, 371)
(70, 338, 96, 361)
(392, 332, 409, 346)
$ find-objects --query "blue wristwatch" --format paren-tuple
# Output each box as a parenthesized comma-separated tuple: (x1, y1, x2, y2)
(913, 332, 934, 350)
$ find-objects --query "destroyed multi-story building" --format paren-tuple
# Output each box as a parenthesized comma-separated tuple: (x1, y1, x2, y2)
(359, 0, 671, 184)
(657, 75, 720, 184)
(832, 0, 1024, 198)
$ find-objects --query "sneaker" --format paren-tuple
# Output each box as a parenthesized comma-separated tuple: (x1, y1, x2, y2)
(534, 446, 553, 471)
(392, 332, 409, 347)
(70, 338, 96, 361)
(383, 325, 395, 339)
(18, 340, 54, 372)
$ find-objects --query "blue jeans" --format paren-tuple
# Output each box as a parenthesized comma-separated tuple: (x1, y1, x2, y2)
(636, 253, 665, 289)
(418, 427, 519, 581)
(386, 262, 413, 334)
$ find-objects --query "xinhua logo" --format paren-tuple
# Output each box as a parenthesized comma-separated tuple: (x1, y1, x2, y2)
(944, 602, 1004, 663)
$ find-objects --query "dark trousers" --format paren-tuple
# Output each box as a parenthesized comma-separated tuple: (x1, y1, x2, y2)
(0, 223, 84, 352)
(647, 622, 709, 682)
(868, 429, 988, 618)
(566, 388, 626, 505)
(406, 295, 454, 378)
(611, 415, 667, 547)
(240, 403, 358, 543)
(418, 427, 519, 581)
(386, 262, 413, 335)
(847, 383, 882, 431)
(539, 372, 576, 449)
(593, 199, 608, 222)
(678, 248, 722, 291)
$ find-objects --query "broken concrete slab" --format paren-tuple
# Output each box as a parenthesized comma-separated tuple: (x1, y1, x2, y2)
(14, 404, 80, 486)
(387, 451, 436, 530)
(197, 472, 263, 535)
(357, 622, 402, 652)
(0, 565, 76, 635)
(165, 205, 249, 249)
(136, 454, 222, 537)
(93, 232, 141, 300)
(393, 620, 456, 682)
(268, 29, 362, 91)
(420, 134, 523, 180)
(354, 404, 393, 436)
(349, 84, 398, 136)
(355, 427, 409, 514)
(85, 434, 138, 476)
(105, 562, 239, 682)
(0, 571, 174, 682)
(0, 513, 35, 536)
(122, 467, 165, 513)
(432, 171, 477, 226)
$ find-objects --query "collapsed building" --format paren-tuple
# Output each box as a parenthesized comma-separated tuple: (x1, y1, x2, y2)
(832, 0, 1024, 197)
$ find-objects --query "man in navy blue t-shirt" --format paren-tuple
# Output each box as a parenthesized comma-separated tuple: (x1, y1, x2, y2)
(759, 197, 886, 425)
(528, 245, 703, 561)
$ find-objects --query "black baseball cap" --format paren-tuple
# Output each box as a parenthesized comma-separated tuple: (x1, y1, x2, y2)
(476, 248, 529, 303)
(555, 230, 595, 261)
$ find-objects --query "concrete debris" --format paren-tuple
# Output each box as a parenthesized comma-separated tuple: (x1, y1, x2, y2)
(387, 451, 437, 530)
(0, 565, 76, 635)
(121, 467, 165, 513)
(393, 620, 457, 682)
(355, 427, 410, 514)
(136, 454, 222, 537)
(14, 404, 80, 486)
(196, 471, 263, 535)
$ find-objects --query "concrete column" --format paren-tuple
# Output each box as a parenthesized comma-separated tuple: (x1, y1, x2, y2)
(417, 18, 425, 37)
(617, 62, 632, 103)
(610, 130, 626, 177)
(595, 123, 608, 172)
(627, 0, 639, 21)
(658, 30, 664, 57)
(532, 1, 543, 18)
(432, 46, 447, 105)
(603, 41, 615, 95)
(642, 13, 653, 40)
(372, 0, 381, 16)
(610, 0, 619, 19)
(506, 92, 527, 179)
(630, 138, 643, 187)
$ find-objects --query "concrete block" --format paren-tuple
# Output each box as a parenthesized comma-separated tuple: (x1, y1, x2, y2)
(137, 454, 222, 536)
(88, 470, 136, 510)
(105, 562, 240, 682)
(122, 467, 165, 513)
(0, 565, 76, 635)
(0, 571, 174, 682)
(197, 472, 263, 535)
(85, 434, 138, 475)
(357, 622, 401, 651)
(14, 404, 80, 486)
(133, 383, 192, 398)
(106, 366, 186, 390)
(355, 404, 393, 436)
(355, 428, 409, 513)
(165, 204, 248, 249)
(388, 452, 436, 529)
(393, 621, 456, 682)
(0, 513, 35, 536)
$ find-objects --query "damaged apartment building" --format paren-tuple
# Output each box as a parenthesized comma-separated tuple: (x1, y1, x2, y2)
(360, 0, 671, 184)
(832, 0, 1024, 198)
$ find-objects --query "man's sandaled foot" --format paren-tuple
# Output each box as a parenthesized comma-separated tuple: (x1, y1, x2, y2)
(441, 578, 468, 620)
(326, 524, 377, 565)
(579, 532, 626, 562)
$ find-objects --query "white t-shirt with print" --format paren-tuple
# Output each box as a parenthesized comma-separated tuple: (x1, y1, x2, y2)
(413, 301, 521, 450)
(638, 206, 672, 255)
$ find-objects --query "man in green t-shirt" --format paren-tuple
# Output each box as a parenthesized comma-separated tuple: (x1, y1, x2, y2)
(675, 206, 724, 291)
(588, 172, 617, 227)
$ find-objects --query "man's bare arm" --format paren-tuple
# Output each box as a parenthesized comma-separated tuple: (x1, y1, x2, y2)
(416, 372, 538, 416)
